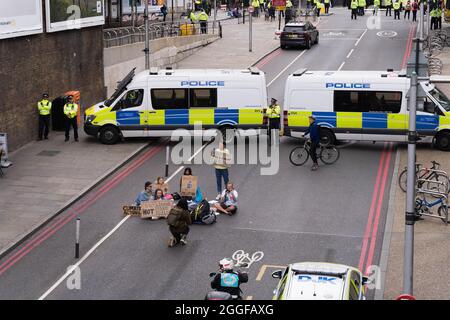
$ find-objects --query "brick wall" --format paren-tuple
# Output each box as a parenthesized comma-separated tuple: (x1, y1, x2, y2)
(0, 26, 105, 151)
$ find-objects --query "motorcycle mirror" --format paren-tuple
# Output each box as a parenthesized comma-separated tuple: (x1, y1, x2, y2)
(209, 272, 217, 277)
(272, 270, 283, 279)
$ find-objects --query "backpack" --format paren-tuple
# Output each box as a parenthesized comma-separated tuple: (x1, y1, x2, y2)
(167, 208, 182, 228)
(193, 199, 210, 221)
(201, 211, 217, 225)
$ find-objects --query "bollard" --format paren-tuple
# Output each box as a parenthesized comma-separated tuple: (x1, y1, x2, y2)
(75, 217, 80, 259)
(165, 145, 170, 177)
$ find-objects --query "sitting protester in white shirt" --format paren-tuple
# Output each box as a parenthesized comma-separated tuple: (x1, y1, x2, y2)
(214, 182, 238, 215)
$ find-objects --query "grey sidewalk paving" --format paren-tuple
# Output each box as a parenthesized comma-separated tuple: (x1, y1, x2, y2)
(0, 14, 283, 258)
(0, 131, 148, 256)
(383, 31, 450, 300)
(178, 16, 281, 69)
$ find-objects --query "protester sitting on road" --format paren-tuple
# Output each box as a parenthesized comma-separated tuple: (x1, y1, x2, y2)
(180, 167, 203, 203)
(214, 182, 238, 215)
(135, 181, 153, 206)
(155, 176, 170, 194)
(167, 199, 192, 247)
(154, 189, 165, 200)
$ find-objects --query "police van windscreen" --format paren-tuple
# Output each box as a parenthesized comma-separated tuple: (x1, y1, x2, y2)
(284, 26, 305, 32)
(429, 87, 450, 111)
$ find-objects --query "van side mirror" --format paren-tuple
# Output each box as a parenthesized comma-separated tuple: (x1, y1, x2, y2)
(272, 270, 283, 279)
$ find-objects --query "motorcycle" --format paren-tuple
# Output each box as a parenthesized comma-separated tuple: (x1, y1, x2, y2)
(204, 262, 248, 300)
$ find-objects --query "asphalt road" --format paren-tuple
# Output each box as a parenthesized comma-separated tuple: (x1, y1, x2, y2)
(0, 9, 414, 300)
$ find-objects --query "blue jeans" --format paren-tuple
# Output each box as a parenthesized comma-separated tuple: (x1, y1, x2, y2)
(215, 168, 229, 194)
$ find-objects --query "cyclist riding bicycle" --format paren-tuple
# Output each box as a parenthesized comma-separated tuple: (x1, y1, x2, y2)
(303, 115, 320, 171)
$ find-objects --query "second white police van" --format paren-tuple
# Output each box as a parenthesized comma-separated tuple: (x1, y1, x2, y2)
(283, 69, 450, 150)
(84, 67, 268, 144)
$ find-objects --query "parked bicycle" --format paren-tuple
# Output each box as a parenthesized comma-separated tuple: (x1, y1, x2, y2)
(415, 190, 448, 224)
(398, 161, 449, 194)
(289, 139, 339, 166)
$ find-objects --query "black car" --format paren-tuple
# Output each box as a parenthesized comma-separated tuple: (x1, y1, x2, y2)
(280, 22, 319, 49)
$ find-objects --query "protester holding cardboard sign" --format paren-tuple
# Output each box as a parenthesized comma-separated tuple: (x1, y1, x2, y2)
(180, 167, 203, 203)
(155, 177, 170, 194)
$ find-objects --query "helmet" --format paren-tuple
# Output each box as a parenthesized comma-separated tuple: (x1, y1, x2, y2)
(219, 258, 234, 271)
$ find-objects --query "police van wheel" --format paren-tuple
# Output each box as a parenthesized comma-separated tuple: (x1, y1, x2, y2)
(319, 128, 335, 147)
(99, 126, 120, 145)
(435, 131, 450, 151)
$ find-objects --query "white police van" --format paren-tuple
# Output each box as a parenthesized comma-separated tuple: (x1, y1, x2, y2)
(283, 69, 450, 150)
(84, 67, 268, 144)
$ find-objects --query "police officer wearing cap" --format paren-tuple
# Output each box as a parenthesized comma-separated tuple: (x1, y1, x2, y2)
(64, 95, 79, 142)
(267, 98, 281, 133)
(37, 93, 52, 140)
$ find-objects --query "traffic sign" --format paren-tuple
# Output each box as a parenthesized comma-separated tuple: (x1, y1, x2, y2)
(248, 5, 254, 13)
(272, 0, 286, 6)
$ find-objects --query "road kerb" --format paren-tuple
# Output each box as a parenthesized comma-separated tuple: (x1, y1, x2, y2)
(374, 147, 401, 300)
(0, 142, 152, 260)
(251, 45, 281, 68)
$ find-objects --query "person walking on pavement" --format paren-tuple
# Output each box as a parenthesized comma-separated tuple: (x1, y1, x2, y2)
(198, 9, 208, 34)
(404, 0, 411, 19)
(64, 95, 79, 142)
(167, 199, 192, 247)
(161, 4, 168, 21)
(351, 0, 358, 19)
(189, 9, 198, 24)
(385, 0, 393, 15)
(373, 0, 380, 15)
(259, 0, 266, 14)
(437, 4, 443, 29)
(412, 0, 418, 21)
(393, 0, 401, 19)
(37, 93, 52, 141)
(252, 0, 260, 17)
(303, 115, 320, 171)
(211, 142, 231, 199)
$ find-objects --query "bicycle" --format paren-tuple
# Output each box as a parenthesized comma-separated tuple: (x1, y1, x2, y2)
(398, 161, 449, 194)
(415, 192, 448, 224)
(289, 139, 339, 166)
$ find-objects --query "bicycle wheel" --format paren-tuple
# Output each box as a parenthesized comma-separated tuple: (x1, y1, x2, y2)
(425, 173, 449, 195)
(319, 146, 339, 165)
(438, 205, 448, 224)
(398, 169, 408, 193)
(289, 146, 309, 166)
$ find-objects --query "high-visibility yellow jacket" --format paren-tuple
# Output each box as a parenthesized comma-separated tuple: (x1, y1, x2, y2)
(393, 1, 401, 9)
(64, 103, 78, 119)
(189, 11, 198, 22)
(385, 0, 392, 6)
(358, 0, 366, 7)
(351, 0, 358, 8)
(38, 99, 52, 116)
(252, 0, 260, 7)
(267, 104, 281, 118)
(198, 11, 208, 21)
(374, 0, 380, 6)
(287, 0, 293, 7)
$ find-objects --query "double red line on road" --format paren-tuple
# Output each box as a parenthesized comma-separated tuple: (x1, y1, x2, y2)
(0, 142, 166, 276)
(358, 23, 416, 274)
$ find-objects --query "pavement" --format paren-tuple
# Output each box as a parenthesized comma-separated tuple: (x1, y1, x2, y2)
(383, 26, 450, 300)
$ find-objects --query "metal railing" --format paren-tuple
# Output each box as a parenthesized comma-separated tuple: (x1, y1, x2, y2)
(423, 30, 448, 75)
(104, 17, 233, 48)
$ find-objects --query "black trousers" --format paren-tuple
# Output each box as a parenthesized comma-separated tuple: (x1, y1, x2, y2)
(412, 10, 417, 21)
(310, 141, 319, 164)
(65, 117, 78, 140)
(394, 9, 400, 19)
(351, 8, 357, 19)
(269, 118, 280, 130)
(386, 6, 392, 16)
(169, 226, 190, 242)
(38, 115, 50, 139)
(325, 3, 330, 13)
(200, 21, 207, 34)
(404, 10, 410, 19)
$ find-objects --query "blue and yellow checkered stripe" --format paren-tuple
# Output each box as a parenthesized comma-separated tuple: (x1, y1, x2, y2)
(105, 108, 264, 126)
(287, 111, 445, 132)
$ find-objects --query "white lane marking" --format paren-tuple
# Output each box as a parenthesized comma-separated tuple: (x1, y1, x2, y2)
(318, 28, 366, 31)
(320, 38, 360, 41)
(355, 29, 368, 47)
(267, 50, 307, 87)
(38, 142, 208, 300)
(338, 61, 345, 71)
(346, 48, 354, 59)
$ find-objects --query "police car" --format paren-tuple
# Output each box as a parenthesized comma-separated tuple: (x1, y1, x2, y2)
(271, 262, 368, 300)
(283, 69, 450, 150)
(84, 67, 268, 144)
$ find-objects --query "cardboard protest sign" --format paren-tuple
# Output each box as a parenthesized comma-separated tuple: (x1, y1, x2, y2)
(122, 205, 142, 216)
(180, 175, 198, 197)
(140, 200, 173, 219)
